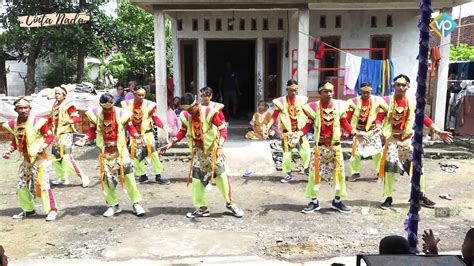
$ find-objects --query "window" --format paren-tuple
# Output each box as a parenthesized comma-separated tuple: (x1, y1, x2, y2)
(216, 18, 222, 31)
(192, 19, 198, 31)
(386, 15, 393, 27)
(204, 19, 210, 31)
(227, 18, 234, 31)
(262, 18, 268, 30)
(278, 18, 284, 30)
(371, 16, 377, 28)
(251, 18, 257, 30)
(177, 19, 183, 31)
(335, 15, 342, 28)
(370, 35, 391, 59)
(320, 15, 326, 28)
(239, 18, 245, 30)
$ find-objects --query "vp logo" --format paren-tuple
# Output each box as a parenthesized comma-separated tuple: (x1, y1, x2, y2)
(430, 13, 458, 37)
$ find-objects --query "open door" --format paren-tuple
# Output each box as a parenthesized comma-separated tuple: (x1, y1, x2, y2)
(264, 39, 282, 102)
(179, 39, 198, 95)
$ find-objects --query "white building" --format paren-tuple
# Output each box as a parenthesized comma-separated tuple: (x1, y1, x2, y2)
(134, 0, 469, 129)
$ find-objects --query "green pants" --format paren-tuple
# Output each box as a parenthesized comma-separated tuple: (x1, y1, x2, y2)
(282, 136, 310, 173)
(383, 165, 425, 199)
(103, 172, 142, 207)
(133, 132, 164, 176)
(17, 158, 58, 213)
(350, 153, 382, 176)
(192, 173, 232, 208)
(52, 154, 85, 181)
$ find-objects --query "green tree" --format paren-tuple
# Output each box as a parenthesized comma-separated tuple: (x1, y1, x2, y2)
(2, 0, 115, 94)
(114, 0, 173, 84)
(450, 44, 474, 61)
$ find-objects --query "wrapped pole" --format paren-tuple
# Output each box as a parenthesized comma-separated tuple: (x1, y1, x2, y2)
(405, 0, 432, 253)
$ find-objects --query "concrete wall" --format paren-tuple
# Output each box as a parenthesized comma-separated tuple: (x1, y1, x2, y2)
(308, 9, 420, 95)
(170, 10, 291, 101)
(171, 8, 421, 105)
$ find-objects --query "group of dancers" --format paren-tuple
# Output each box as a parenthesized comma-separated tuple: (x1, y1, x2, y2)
(2, 74, 452, 221)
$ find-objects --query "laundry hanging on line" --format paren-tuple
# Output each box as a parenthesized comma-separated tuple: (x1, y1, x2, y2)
(347, 57, 394, 96)
(312, 38, 325, 60)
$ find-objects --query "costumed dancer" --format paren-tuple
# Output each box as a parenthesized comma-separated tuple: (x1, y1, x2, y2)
(2, 98, 58, 221)
(161, 93, 244, 218)
(75, 93, 146, 217)
(267, 79, 310, 183)
(245, 100, 274, 140)
(49, 86, 90, 187)
(121, 87, 170, 185)
(378, 75, 453, 209)
(345, 82, 388, 182)
(300, 81, 358, 214)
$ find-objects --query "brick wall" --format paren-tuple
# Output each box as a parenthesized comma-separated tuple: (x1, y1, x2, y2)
(430, 15, 474, 47)
(0, 110, 90, 143)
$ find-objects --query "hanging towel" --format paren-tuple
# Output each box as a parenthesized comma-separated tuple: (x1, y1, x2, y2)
(430, 46, 441, 75)
(312, 38, 326, 60)
(343, 53, 362, 95)
(355, 58, 383, 95)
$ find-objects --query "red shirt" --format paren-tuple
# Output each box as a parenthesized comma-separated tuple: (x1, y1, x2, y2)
(379, 97, 433, 130)
(86, 111, 137, 141)
(10, 118, 54, 162)
(131, 101, 164, 134)
(345, 98, 385, 130)
(175, 109, 227, 146)
(49, 104, 79, 131)
(271, 96, 298, 131)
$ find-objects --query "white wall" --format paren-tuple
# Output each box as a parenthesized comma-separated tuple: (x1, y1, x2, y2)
(308, 9, 420, 96)
(5, 61, 26, 96)
(308, 9, 420, 95)
(171, 10, 291, 99)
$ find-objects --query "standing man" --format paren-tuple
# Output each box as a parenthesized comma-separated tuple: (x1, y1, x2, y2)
(121, 87, 170, 185)
(113, 83, 126, 107)
(75, 93, 146, 217)
(161, 93, 244, 218)
(267, 79, 310, 183)
(219, 62, 241, 119)
(2, 98, 58, 221)
(301, 81, 357, 214)
(49, 86, 90, 187)
(378, 75, 453, 209)
(345, 82, 387, 182)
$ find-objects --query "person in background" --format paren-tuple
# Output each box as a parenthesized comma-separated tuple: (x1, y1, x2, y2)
(173, 97, 182, 116)
(245, 100, 274, 140)
(125, 80, 137, 101)
(423, 228, 474, 266)
(219, 62, 241, 119)
(166, 100, 179, 137)
(114, 83, 126, 107)
(379, 235, 410, 254)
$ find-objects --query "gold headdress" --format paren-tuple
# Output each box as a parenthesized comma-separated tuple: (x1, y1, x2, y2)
(15, 98, 31, 108)
(287, 84, 299, 90)
(133, 88, 146, 95)
(319, 82, 334, 91)
(394, 76, 409, 85)
(360, 85, 372, 92)
(100, 102, 114, 109)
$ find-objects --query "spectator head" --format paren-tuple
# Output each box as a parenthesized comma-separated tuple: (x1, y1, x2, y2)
(173, 96, 181, 108)
(379, 235, 410, 255)
(462, 228, 474, 265)
(180, 92, 199, 115)
(200, 86, 213, 106)
(99, 93, 115, 114)
(115, 83, 125, 96)
(257, 100, 267, 112)
(128, 80, 138, 91)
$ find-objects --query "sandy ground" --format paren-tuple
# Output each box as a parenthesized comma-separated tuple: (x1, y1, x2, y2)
(0, 142, 473, 263)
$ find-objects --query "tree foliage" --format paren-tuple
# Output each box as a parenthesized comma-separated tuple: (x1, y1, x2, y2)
(450, 44, 474, 61)
(113, 0, 173, 85)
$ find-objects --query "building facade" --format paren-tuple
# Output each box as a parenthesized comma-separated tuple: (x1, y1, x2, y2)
(134, 0, 468, 128)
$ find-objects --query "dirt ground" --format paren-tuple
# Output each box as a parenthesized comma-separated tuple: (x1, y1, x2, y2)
(0, 143, 473, 262)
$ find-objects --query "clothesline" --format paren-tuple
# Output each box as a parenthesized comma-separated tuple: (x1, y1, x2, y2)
(297, 30, 351, 56)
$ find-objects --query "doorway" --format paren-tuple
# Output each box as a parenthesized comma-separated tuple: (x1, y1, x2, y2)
(206, 40, 256, 118)
(179, 39, 198, 95)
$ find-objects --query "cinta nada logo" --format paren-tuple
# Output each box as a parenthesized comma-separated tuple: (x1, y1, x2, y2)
(430, 13, 458, 38)
(18, 13, 90, 28)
